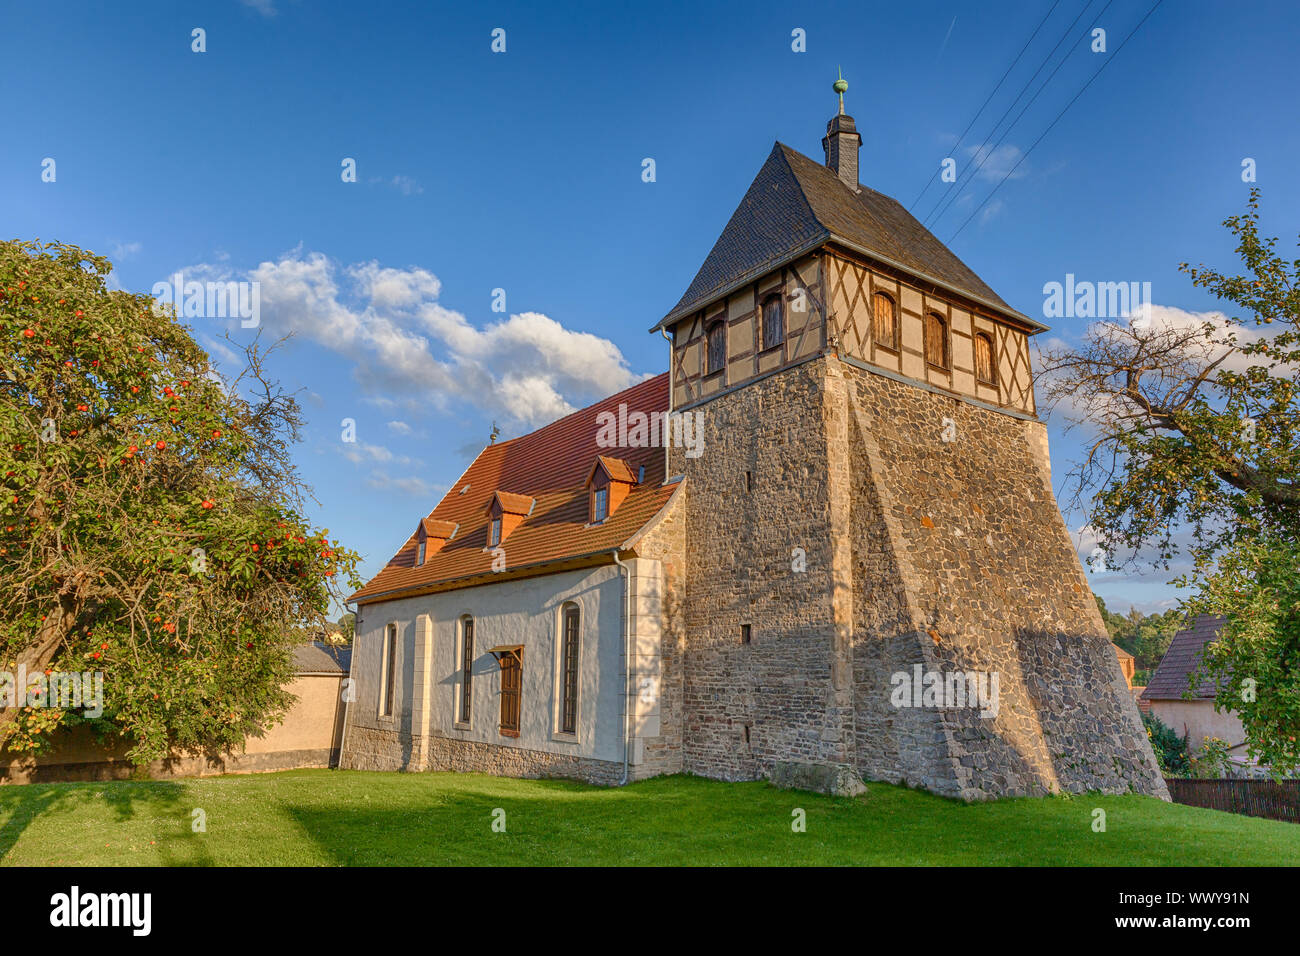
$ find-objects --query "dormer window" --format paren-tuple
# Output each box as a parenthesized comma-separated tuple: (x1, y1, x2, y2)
(413, 517, 457, 566)
(486, 492, 534, 548)
(585, 456, 637, 524)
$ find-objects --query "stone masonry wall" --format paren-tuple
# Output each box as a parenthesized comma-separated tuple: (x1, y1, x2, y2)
(668, 361, 847, 781)
(838, 358, 1168, 799)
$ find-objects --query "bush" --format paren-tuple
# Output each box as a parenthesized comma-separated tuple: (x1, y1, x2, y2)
(1143, 711, 1191, 777)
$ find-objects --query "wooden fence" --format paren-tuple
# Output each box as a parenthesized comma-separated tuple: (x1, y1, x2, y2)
(1165, 778, 1300, 824)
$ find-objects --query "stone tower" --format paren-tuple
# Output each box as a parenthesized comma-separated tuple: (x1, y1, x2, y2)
(650, 81, 1168, 800)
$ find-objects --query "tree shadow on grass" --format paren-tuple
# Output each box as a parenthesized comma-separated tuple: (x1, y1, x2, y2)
(0, 779, 214, 866)
(282, 774, 853, 866)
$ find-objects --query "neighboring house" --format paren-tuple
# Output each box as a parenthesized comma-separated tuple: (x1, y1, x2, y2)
(0, 642, 350, 784)
(1112, 643, 1136, 687)
(340, 84, 1166, 800)
(1141, 615, 1250, 759)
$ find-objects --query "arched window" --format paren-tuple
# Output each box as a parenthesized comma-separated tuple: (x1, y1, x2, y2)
(379, 622, 398, 717)
(974, 332, 997, 386)
(872, 292, 897, 350)
(706, 321, 726, 375)
(761, 294, 784, 350)
(925, 312, 949, 369)
(458, 616, 474, 724)
(559, 603, 580, 734)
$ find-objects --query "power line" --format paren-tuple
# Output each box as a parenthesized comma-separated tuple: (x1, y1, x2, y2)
(926, 0, 1115, 231)
(920, 0, 1102, 230)
(908, 0, 1065, 212)
(947, 0, 1167, 244)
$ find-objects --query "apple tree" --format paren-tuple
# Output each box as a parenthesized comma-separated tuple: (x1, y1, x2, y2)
(0, 240, 360, 764)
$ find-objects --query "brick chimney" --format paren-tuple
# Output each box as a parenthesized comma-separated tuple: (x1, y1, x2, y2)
(822, 70, 861, 189)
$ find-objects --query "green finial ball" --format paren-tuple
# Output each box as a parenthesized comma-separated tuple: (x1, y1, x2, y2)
(833, 77, 848, 95)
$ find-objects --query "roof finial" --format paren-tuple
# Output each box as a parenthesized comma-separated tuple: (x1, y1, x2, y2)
(833, 67, 848, 115)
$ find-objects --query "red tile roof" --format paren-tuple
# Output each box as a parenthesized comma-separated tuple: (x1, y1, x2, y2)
(350, 373, 678, 605)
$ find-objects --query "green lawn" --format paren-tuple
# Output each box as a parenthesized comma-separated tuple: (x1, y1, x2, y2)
(0, 770, 1295, 866)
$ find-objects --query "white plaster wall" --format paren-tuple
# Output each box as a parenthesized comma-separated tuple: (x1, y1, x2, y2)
(352, 565, 627, 763)
(1150, 699, 1248, 752)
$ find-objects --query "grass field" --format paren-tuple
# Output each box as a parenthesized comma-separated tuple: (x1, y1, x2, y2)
(0, 770, 1296, 866)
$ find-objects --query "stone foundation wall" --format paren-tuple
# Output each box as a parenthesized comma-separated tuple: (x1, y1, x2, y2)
(339, 723, 625, 785)
(425, 735, 626, 785)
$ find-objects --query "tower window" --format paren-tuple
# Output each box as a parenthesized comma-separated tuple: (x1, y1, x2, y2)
(761, 294, 785, 350)
(872, 292, 898, 351)
(706, 321, 726, 375)
(975, 332, 997, 386)
(416, 540, 426, 566)
(741, 624, 752, 645)
(592, 487, 608, 523)
(925, 312, 949, 369)
(489, 517, 502, 547)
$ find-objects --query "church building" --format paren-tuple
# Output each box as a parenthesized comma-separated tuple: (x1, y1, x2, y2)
(340, 81, 1167, 800)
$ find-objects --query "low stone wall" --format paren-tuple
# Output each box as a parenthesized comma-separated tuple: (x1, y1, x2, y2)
(0, 747, 334, 785)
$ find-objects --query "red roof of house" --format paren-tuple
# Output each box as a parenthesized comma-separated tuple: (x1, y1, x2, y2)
(350, 373, 678, 605)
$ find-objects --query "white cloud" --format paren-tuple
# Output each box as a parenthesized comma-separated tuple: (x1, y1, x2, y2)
(240, 0, 277, 16)
(368, 175, 424, 196)
(110, 239, 142, 260)
(194, 250, 643, 428)
(365, 471, 443, 498)
(386, 420, 412, 435)
(964, 143, 1027, 182)
(342, 442, 416, 467)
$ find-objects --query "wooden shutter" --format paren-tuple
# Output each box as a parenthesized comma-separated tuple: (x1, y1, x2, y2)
(872, 292, 896, 350)
(975, 332, 997, 385)
(925, 312, 948, 368)
(706, 322, 726, 374)
(500, 653, 521, 736)
(761, 296, 784, 350)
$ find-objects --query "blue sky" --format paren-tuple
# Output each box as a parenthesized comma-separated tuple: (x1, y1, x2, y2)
(5, 0, 1298, 615)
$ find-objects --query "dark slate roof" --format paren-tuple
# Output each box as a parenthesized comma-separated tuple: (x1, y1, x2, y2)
(652, 141, 1041, 332)
(1140, 615, 1227, 700)
(292, 642, 352, 675)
